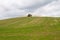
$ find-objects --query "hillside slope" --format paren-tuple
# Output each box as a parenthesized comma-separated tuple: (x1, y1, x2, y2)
(0, 17, 60, 40)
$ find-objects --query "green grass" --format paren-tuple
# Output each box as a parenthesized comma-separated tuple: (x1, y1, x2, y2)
(0, 17, 60, 40)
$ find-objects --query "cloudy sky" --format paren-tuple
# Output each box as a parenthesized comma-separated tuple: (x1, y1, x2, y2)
(0, 0, 60, 20)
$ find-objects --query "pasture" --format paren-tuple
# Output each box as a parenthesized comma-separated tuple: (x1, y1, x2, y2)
(0, 17, 60, 40)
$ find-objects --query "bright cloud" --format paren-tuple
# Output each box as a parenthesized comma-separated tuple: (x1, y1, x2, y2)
(0, 0, 60, 20)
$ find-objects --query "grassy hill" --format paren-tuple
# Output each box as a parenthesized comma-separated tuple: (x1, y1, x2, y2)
(0, 17, 60, 40)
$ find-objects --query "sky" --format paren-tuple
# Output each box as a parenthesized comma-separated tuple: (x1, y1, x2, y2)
(0, 0, 60, 20)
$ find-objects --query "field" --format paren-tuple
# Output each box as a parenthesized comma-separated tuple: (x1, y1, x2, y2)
(0, 17, 60, 40)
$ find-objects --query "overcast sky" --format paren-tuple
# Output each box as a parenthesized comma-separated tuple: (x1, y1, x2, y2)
(0, 0, 60, 20)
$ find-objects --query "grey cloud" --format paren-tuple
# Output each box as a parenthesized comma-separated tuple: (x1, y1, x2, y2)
(0, 0, 60, 20)
(32, 0, 60, 17)
(15, 0, 55, 12)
